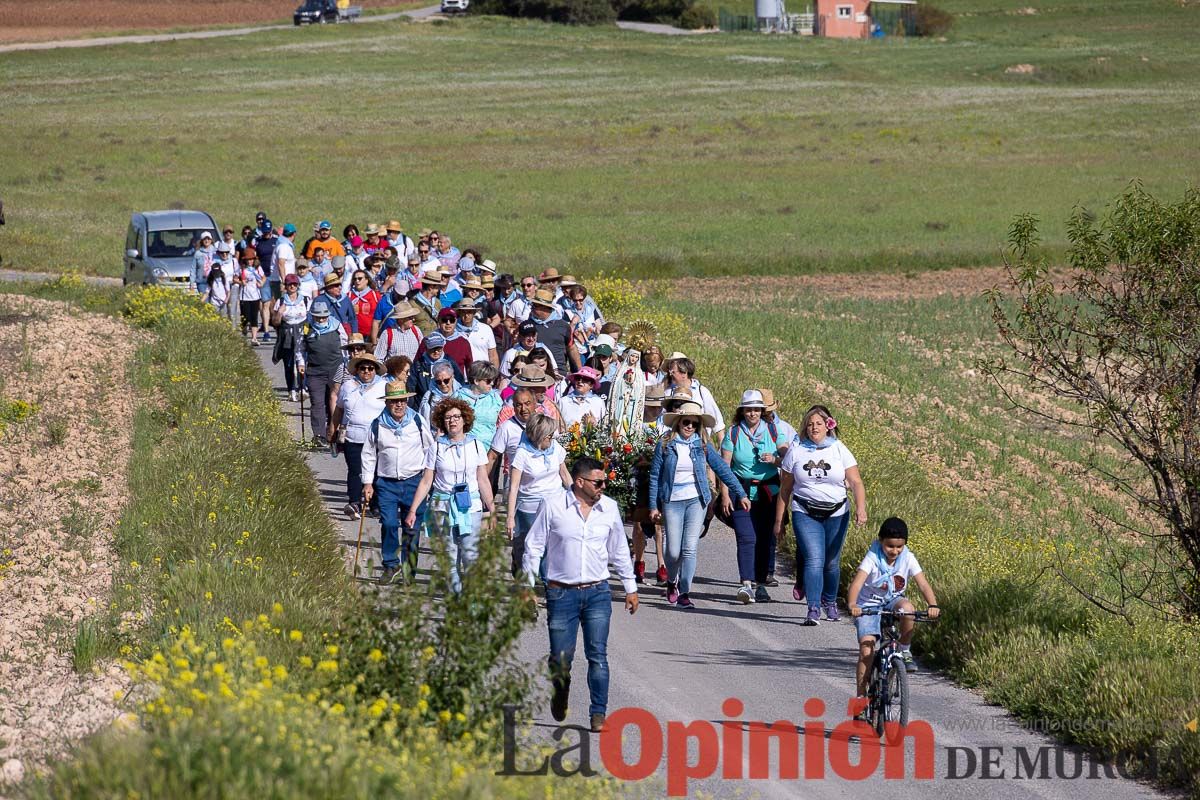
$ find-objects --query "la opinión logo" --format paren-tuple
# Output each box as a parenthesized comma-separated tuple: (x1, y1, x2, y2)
(498, 697, 936, 796)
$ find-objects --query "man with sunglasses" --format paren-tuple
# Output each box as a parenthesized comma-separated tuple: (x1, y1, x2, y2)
(500, 274, 532, 322)
(523, 456, 638, 734)
(329, 352, 388, 520)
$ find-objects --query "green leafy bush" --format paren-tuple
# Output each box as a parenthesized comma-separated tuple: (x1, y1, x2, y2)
(678, 4, 716, 29)
(914, 3, 953, 36)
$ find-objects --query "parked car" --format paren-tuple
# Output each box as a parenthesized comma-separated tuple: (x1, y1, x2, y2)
(294, 0, 362, 24)
(123, 210, 220, 289)
(441, 0, 469, 12)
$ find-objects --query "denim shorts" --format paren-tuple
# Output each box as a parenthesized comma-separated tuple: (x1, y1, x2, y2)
(855, 597, 904, 641)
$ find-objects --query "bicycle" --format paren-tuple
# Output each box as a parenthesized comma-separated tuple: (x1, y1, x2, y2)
(858, 607, 937, 741)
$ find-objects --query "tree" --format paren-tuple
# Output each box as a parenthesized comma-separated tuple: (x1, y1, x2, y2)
(983, 184, 1200, 620)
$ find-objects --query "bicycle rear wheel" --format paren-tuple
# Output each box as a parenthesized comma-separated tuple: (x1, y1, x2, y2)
(880, 656, 910, 741)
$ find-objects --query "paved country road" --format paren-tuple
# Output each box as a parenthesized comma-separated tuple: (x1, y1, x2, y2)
(0, 6, 442, 54)
(246, 343, 1166, 800)
(0, 6, 700, 54)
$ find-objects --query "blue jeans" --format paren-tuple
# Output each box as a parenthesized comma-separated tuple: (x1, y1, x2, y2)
(546, 583, 612, 716)
(427, 503, 481, 594)
(792, 509, 850, 607)
(663, 497, 705, 594)
(375, 474, 427, 570)
(511, 504, 548, 582)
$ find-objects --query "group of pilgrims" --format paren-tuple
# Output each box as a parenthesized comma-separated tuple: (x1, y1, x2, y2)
(191, 217, 874, 624)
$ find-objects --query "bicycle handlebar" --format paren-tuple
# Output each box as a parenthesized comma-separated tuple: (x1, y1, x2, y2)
(858, 607, 938, 621)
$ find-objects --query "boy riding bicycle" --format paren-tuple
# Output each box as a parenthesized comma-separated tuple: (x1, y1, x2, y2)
(848, 517, 940, 700)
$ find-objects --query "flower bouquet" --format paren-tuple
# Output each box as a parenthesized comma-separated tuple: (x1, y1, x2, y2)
(559, 418, 658, 515)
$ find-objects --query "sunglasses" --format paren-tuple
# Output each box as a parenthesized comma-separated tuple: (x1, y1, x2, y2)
(580, 477, 607, 487)
(679, 418, 699, 428)
(358, 364, 377, 371)
(521, 283, 535, 288)
(436, 378, 453, 386)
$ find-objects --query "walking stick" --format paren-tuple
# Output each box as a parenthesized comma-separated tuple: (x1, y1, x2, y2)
(351, 506, 367, 578)
(298, 375, 306, 445)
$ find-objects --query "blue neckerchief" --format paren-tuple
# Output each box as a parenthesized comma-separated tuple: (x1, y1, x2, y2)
(517, 433, 555, 467)
(531, 309, 563, 326)
(310, 317, 337, 335)
(799, 434, 836, 451)
(414, 293, 437, 312)
(567, 390, 594, 402)
(738, 421, 765, 444)
(867, 540, 906, 604)
(378, 406, 415, 432)
(674, 432, 700, 446)
(456, 321, 477, 335)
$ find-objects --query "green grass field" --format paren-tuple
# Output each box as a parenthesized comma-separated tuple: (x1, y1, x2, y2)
(2, 0, 1198, 279)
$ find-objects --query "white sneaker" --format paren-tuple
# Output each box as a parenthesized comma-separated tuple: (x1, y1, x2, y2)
(737, 584, 755, 604)
(289, 390, 298, 402)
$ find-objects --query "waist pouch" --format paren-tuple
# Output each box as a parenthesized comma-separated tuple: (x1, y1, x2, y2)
(795, 497, 845, 520)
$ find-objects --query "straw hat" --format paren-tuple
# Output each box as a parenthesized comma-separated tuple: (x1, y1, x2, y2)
(323, 271, 343, 288)
(666, 351, 689, 362)
(538, 267, 563, 283)
(364, 223, 381, 236)
(738, 389, 766, 410)
(662, 387, 693, 412)
(511, 364, 555, 389)
(420, 270, 446, 287)
(419, 228, 433, 238)
(644, 383, 668, 407)
(452, 299, 479, 314)
(349, 352, 384, 372)
(662, 399, 716, 430)
(755, 388, 779, 412)
(559, 274, 579, 288)
(389, 300, 420, 320)
(459, 275, 484, 292)
(479, 259, 497, 274)
(384, 380, 413, 400)
(341, 332, 368, 351)
(530, 288, 557, 309)
(386, 220, 403, 232)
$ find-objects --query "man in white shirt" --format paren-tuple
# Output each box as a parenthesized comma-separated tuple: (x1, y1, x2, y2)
(523, 456, 638, 734)
(488, 388, 536, 477)
(452, 300, 498, 366)
(361, 381, 434, 586)
(272, 223, 298, 285)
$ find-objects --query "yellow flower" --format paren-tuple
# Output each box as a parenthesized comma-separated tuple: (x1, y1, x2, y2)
(367, 648, 384, 663)
(325, 644, 339, 657)
(272, 602, 284, 615)
(204, 591, 213, 601)
(289, 630, 303, 642)
(299, 656, 313, 668)
(316, 659, 338, 673)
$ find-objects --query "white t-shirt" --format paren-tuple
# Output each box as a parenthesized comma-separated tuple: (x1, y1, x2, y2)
(668, 440, 700, 502)
(240, 267, 264, 302)
(272, 237, 296, 280)
(510, 441, 567, 512)
(559, 392, 606, 429)
(461, 324, 497, 363)
(423, 436, 488, 510)
(854, 547, 923, 607)
(298, 273, 320, 300)
(491, 417, 526, 464)
(781, 439, 857, 514)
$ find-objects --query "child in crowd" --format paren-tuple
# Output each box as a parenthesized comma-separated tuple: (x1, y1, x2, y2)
(205, 265, 229, 316)
(848, 517, 939, 699)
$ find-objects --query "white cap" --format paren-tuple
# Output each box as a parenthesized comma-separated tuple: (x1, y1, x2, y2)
(216, 242, 232, 253)
(594, 333, 616, 350)
(199, 230, 213, 240)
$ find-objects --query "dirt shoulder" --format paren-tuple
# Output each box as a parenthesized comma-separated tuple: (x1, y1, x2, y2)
(0, 295, 141, 789)
(669, 266, 1014, 305)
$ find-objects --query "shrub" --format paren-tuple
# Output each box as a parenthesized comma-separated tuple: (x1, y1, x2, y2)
(678, 4, 716, 28)
(913, 3, 953, 36)
(553, 0, 616, 24)
(618, 0, 688, 22)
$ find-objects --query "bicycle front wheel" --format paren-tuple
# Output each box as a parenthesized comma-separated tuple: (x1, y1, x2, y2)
(880, 657, 910, 741)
